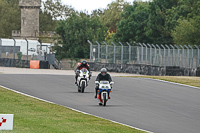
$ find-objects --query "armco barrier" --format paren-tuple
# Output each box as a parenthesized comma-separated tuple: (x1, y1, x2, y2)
(89, 62, 198, 76)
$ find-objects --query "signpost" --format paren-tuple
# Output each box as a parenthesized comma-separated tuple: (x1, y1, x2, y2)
(0, 114, 14, 130)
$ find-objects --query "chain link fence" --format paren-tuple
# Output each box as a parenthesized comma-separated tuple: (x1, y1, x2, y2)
(89, 41, 200, 69)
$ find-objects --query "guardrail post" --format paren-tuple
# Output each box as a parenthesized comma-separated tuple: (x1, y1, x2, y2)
(25, 38, 28, 62)
(111, 42, 116, 64)
(13, 38, 16, 59)
(147, 43, 152, 65)
(194, 45, 199, 68)
(143, 43, 148, 64)
(119, 42, 124, 67)
(165, 44, 170, 66)
(170, 44, 175, 66)
(156, 44, 161, 66)
(179, 45, 185, 67)
(103, 41, 108, 63)
(161, 44, 166, 66)
(88, 40, 93, 62)
(174, 45, 180, 66)
(151, 44, 156, 65)
(138, 43, 143, 64)
(95, 41, 100, 62)
(126, 42, 131, 64)
(188, 45, 193, 68)
(184, 45, 189, 68)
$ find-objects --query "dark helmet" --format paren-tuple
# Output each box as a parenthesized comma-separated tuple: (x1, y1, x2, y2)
(100, 68, 107, 76)
(81, 60, 87, 66)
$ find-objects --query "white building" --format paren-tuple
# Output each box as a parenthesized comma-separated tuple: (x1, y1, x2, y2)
(0, 39, 51, 55)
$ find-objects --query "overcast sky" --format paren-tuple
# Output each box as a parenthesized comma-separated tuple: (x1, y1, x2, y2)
(42, 0, 136, 14)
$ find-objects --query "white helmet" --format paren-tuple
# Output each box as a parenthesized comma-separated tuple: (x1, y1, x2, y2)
(100, 68, 107, 76)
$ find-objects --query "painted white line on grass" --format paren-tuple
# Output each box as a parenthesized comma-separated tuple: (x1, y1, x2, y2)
(0, 85, 153, 133)
(138, 77, 200, 90)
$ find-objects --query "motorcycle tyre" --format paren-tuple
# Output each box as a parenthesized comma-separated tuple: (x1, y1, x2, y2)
(81, 82, 85, 93)
(103, 93, 107, 106)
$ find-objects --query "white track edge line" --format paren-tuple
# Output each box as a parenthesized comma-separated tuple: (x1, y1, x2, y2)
(138, 78, 200, 90)
(0, 85, 153, 133)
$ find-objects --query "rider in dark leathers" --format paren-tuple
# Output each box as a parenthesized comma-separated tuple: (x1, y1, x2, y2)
(94, 68, 112, 98)
(75, 60, 91, 84)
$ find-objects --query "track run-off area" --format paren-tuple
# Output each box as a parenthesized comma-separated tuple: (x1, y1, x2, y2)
(0, 67, 200, 133)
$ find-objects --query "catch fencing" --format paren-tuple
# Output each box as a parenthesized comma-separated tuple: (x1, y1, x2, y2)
(88, 40, 200, 69)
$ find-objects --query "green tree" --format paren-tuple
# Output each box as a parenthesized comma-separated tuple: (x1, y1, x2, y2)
(43, 0, 75, 20)
(171, 0, 200, 45)
(145, 0, 178, 44)
(100, 0, 129, 33)
(39, 10, 57, 32)
(114, 1, 150, 43)
(0, 0, 20, 38)
(55, 12, 106, 60)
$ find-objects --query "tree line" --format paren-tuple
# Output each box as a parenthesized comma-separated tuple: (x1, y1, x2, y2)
(1, 0, 200, 60)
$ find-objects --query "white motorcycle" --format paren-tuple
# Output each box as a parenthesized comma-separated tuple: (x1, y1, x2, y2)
(77, 68, 91, 93)
(95, 80, 114, 106)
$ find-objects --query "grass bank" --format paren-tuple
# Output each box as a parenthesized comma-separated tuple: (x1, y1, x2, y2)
(0, 87, 146, 133)
(129, 76, 200, 88)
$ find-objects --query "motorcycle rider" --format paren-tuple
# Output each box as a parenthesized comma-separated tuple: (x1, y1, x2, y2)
(94, 68, 112, 99)
(75, 60, 91, 84)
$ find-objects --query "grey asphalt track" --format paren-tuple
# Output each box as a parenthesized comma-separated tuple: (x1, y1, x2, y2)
(0, 74, 200, 133)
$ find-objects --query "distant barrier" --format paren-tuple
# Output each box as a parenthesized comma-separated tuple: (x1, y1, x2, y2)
(0, 58, 30, 68)
(0, 58, 49, 69)
(88, 41, 200, 69)
(89, 62, 199, 76)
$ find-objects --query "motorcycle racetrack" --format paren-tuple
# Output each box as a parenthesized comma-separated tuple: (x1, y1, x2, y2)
(0, 68, 200, 133)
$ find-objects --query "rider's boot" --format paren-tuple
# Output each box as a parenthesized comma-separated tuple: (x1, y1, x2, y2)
(94, 91, 97, 98)
(94, 88, 97, 98)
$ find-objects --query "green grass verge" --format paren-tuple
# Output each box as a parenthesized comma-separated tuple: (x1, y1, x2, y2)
(128, 76, 200, 88)
(0, 87, 146, 133)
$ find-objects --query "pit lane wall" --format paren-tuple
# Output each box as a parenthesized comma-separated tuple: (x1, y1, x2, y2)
(89, 62, 200, 76)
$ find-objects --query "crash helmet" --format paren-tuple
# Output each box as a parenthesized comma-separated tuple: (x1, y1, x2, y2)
(81, 60, 87, 66)
(100, 68, 107, 76)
